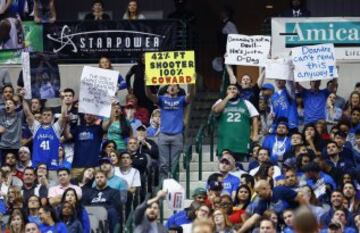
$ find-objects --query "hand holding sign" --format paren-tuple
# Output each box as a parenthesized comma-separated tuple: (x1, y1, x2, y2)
(265, 58, 294, 80)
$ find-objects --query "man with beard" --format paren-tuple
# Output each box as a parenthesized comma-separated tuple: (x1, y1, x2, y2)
(212, 84, 259, 161)
(133, 190, 167, 233)
(262, 120, 292, 163)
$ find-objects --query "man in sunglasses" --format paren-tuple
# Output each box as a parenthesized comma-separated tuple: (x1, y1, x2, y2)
(218, 152, 240, 199)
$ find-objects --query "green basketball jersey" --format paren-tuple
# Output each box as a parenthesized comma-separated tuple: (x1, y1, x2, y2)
(217, 99, 251, 154)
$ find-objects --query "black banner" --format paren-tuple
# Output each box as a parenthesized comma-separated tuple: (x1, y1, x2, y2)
(43, 20, 180, 63)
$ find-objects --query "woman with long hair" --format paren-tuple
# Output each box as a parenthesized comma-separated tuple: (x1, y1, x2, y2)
(61, 188, 90, 233)
(233, 185, 251, 210)
(122, 0, 145, 20)
(4, 209, 26, 233)
(302, 123, 325, 156)
(76, 167, 95, 191)
(103, 102, 132, 151)
(58, 201, 83, 233)
(101, 140, 117, 157)
(213, 208, 235, 233)
(300, 185, 325, 221)
(343, 91, 360, 119)
(39, 205, 67, 233)
(6, 186, 23, 214)
(26, 195, 41, 226)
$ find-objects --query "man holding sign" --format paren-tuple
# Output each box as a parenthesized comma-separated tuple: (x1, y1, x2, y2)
(145, 83, 195, 182)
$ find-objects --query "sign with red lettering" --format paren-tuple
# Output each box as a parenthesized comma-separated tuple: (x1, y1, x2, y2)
(145, 50, 195, 85)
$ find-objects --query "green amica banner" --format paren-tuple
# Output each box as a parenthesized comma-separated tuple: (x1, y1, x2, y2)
(0, 21, 43, 65)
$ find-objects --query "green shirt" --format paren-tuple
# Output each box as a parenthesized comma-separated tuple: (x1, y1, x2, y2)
(108, 121, 127, 151)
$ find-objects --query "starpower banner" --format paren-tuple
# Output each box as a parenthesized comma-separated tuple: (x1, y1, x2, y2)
(43, 20, 179, 63)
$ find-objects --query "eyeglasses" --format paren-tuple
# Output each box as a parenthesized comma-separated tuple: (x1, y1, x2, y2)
(221, 202, 232, 207)
(220, 159, 230, 165)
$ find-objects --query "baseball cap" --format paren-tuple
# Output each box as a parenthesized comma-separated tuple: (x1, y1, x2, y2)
(19, 146, 30, 154)
(220, 153, 235, 168)
(283, 158, 296, 168)
(192, 187, 207, 197)
(99, 157, 112, 165)
(261, 83, 275, 92)
(208, 180, 223, 192)
(303, 162, 321, 173)
(136, 125, 147, 131)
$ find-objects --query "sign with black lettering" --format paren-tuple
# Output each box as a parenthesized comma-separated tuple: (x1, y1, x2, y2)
(145, 50, 195, 85)
(43, 20, 179, 63)
(225, 34, 271, 66)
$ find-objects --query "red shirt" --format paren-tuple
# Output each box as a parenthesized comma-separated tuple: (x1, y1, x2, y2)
(229, 208, 245, 224)
(135, 107, 150, 125)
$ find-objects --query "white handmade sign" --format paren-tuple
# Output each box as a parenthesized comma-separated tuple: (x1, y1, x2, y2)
(21, 52, 31, 99)
(163, 178, 185, 211)
(265, 58, 294, 80)
(225, 34, 271, 66)
(291, 43, 337, 82)
(79, 66, 118, 118)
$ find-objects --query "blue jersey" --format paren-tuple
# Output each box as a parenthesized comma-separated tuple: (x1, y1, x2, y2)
(32, 121, 61, 170)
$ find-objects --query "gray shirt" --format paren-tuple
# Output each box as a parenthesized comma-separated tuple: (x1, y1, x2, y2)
(0, 110, 23, 149)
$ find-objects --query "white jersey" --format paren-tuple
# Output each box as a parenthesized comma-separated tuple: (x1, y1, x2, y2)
(0, 18, 24, 50)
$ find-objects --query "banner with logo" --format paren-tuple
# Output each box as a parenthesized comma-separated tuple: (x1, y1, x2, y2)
(43, 20, 179, 63)
(145, 50, 195, 85)
(225, 34, 271, 66)
(0, 21, 43, 64)
(272, 17, 360, 60)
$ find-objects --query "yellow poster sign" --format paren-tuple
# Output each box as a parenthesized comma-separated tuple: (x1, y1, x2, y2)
(145, 50, 195, 86)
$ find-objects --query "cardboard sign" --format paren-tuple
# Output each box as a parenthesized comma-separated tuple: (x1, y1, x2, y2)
(265, 58, 294, 80)
(291, 43, 336, 82)
(78, 66, 118, 118)
(145, 50, 195, 85)
(225, 34, 271, 66)
(21, 52, 31, 99)
(163, 179, 185, 211)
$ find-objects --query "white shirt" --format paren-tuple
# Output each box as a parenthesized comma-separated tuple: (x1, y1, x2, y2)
(114, 167, 141, 187)
(249, 165, 281, 180)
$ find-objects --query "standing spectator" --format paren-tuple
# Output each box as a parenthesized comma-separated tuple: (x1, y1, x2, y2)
(98, 56, 127, 92)
(327, 79, 346, 109)
(84, 0, 110, 21)
(58, 201, 83, 233)
(212, 84, 259, 161)
(0, 18, 24, 50)
(217, 152, 239, 198)
(125, 94, 149, 125)
(0, 98, 22, 162)
(280, 0, 311, 17)
(343, 91, 360, 120)
(217, 6, 238, 56)
(0, 69, 11, 101)
(0, 0, 12, 20)
(48, 168, 82, 206)
(296, 80, 336, 125)
(262, 121, 292, 163)
(33, 0, 56, 23)
(102, 102, 131, 152)
(145, 83, 195, 181)
(16, 146, 32, 173)
(82, 170, 122, 233)
(133, 190, 167, 233)
(122, 0, 144, 20)
(125, 101, 142, 135)
(22, 90, 66, 175)
(38, 205, 67, 233)
(326, 93, 343, 130)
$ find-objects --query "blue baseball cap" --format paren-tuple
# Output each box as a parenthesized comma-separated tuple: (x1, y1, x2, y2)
(261, 83, 275, 92)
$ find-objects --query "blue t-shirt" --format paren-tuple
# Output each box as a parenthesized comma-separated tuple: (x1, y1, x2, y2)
(301, 88, 330, 124)
(40, 222, 68, 233)
(262, 135, 291, 163)
(223, 173, 240, 196)
(158, 95, 187, 134)
(72, 124, 103, 168)
(254, 186, 297, 215)
(166, 210, 192, 228)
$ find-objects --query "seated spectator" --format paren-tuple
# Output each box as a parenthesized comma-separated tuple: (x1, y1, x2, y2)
(75, 167, 95, 191)
(262, 120, 292, 163)
(126, 95, 149, 125)
(84, 0, 110, 21)
(58, 145, 71, 170)
(102, 102, 131, 152)
(125, 102, 142, 136)
(300, 186, 326, 222)
(353, 129, 360, 168)
(60, 188, 90, 233)
(25, 222, 41, 233)
(58, 201, 83, 233)
(348, 108, 360, 146)
(327, 79, 346, 109)
(48, 168, 82, 206)
(39, 205, 67, 233)
(27, 195, 42, 225)
(101, 140, 117, 157)
(326, 93, 343, 129)
(303, 123, 325, 157)
(116, 151, 141, 193)
(259, 218, 277, 233)
(147, 108, 160, 137)
(3, 152, 23, 186)
(180, 204, 211, 233)
(342, 182, 360, 213)
(213, 208, 235, 233)
(0, 18, 24, 50)
(233, 184, 251, 213)
(217, 152, 240, 198)
(123, 0, 145, 20)
(212, 84, 259, 161)
(82, 170, 122, 233)
(343, 91, 360, 120)
(283, 132, 305, 161)
(220, 193, 244, 225)
(192, 220, 215, 233)
(33, 0, 56, 23)
(282, 209, 295, 233)
(6, 186, 23, 214)
(4, 209, 26, 233)
(321, 209, 356, 233)
(16, 147, 32, 173)
(249, 148, 281, 180)
(280, 0, 311, 17)
(22, 167, 47, 204)
(258, 96, 273, 139)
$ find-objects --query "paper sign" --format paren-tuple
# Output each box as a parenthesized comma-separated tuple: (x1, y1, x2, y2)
(163, 178, 185, 211)
(78, 66, 118, 118)
(145, 50, 195, 86)
(225, 34, 271, 66)
(21, 52, 31, 99)
(291, 43, 336, 82)
(265, 58, 294, 80)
